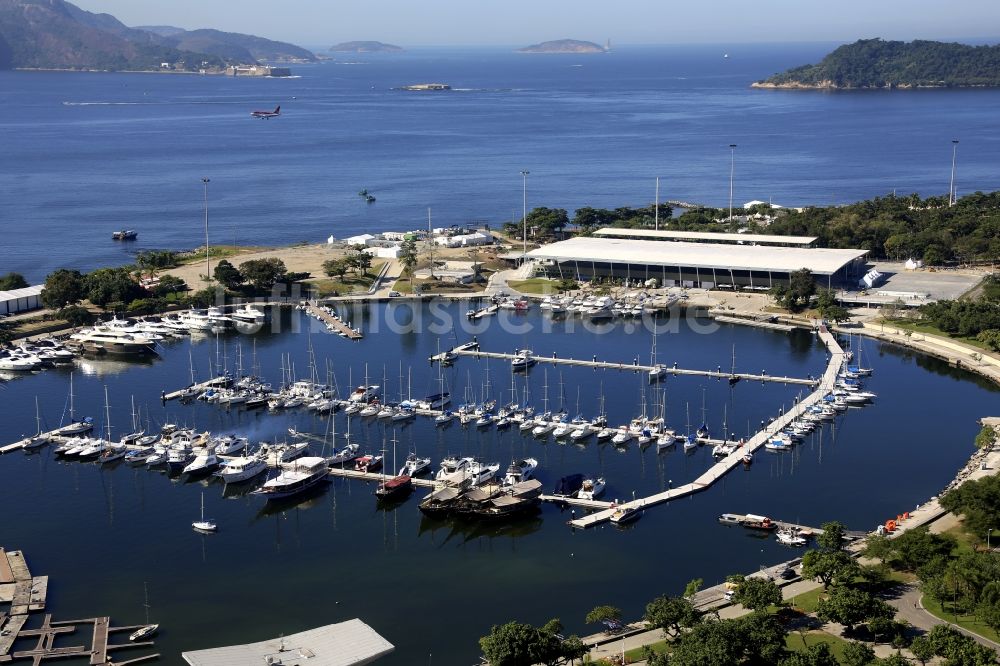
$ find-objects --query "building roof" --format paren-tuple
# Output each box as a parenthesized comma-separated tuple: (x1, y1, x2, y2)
(592, 228, 817, 246)
(181, 620, 394, 666)
(527, 237, 867, 275)
(0, 285, 43, 303)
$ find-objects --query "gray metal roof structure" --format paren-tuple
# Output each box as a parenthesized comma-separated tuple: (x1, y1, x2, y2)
(592, 228, 818, 246)
(181, 619, 394, 666)
(0, 285, 43, 302)
(527, 237, 867, 276)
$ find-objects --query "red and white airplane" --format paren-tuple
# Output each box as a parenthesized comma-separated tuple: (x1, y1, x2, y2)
(250, 105, 280, 119)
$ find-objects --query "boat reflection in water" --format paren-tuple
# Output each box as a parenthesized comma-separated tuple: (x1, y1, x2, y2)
(75, 356, 159, 377)
(252, 479, 331, 519)
(417, 510, 544, 543)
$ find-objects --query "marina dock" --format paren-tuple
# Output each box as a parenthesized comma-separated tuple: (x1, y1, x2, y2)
(712, 315, 796, 332)
(161, 375, 231, 401)
(450, 348, 818, 386)
(326, 466, 437, 488)
(304, 305, 363, 340)
(0, 548, 158, 665)
(568, 326, 844, 528)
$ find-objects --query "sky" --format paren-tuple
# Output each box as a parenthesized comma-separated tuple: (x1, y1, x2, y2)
(70, 0, 1000, 48)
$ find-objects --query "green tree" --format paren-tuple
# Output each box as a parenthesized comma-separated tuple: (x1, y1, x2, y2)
(41, 269, 85, 308)
(0, 272, 29, 290)
(85, 267, 146, 308)
(322, 258, 349, 281)
(802, 550, 859, 589)
(683, 578, 704, 599)
(135, 250, 179, 271)
(816, 586, 894, 632)
(974, 425, 998, 450)
(151, 275, 188, 297)
(841, 640, 876, 666)
(885, 527, 955, 572)
(479, 621, 548, 666)
(821, 305, 851, 323)
(978, 329, 1000, 352)
(399, 238, 418, 277)
(352, 250, 373, 275)
(818, 521, 848, 551)
(907, 636, 934, 666)
(56, 305, 95, 327)
(584, 605, 622, 627)
(239, 258, 286, 291)
(786, 268, 817, 310)
(213, 260, 244, 290)
(524, 207, 570, 239)
(864, 534, 895, 562)
(781, 642, 839, 666)
(644, 594, 700, 638)
(732, 576, 783, 612)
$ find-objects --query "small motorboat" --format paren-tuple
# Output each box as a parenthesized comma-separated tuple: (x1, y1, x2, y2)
(576, 477, 606, 501)
(609, 503, 641, 525)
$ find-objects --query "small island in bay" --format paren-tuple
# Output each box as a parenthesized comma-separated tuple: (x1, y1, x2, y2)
(753, 38, 1000, 89)
(517, 39, 607, 54)
(329, 41, 404, 53)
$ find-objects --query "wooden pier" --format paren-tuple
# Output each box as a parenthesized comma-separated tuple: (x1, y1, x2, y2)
(451, 348, 818, 387)
(568, 326, 845, 529)
(712, 315, 795, 332)
(161, 375, 231, 401)
(305, 305, 363, 340)
(0, 547, 158, 665)
(326, 466, 437, 488)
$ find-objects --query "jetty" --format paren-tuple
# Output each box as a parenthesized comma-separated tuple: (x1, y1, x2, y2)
(1, 548, 159, 665)
(326, 466, 437, 488)
(448, 348, 818, 386)
(161, 375, 231, 401)
(568, 326, 844, 528)
(304, 304, 363, 340)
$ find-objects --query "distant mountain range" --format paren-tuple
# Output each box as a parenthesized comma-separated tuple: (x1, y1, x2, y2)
(755, 38, 1000, 89)
(329, 41, 403, 53)
(517, 39, 607, 54)
(0, 0, 316, 71)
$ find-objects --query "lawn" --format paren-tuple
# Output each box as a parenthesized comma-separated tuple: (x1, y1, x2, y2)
(507, 278, 568, 295)
(391, 277, 484, 295)
(308, 274, 377, 296)
(922, 593, 1000, 644)
(784, 631, 852, 662)
(788, 587, 825, 614)
(881, 318, 993, 352)
(623, 639, 669, 662)
(176, 245, 261, 265)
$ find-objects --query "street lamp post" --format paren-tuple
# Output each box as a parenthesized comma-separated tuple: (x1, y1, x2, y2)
(728, 144, 737, 223)
(520, 170, 529, 260)
(202, 177, 211, 283)
(949, 139, 959, 206)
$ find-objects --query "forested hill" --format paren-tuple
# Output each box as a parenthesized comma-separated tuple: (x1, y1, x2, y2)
(0, 0, 314, 71)
(754, 39, 1000, 89)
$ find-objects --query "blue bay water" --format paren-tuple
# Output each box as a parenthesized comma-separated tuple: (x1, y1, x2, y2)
(0, 304, 998, 664)
(2, 43, 1000, 282)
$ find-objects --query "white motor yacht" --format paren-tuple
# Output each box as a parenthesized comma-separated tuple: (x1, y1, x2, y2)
(502, 458, 538, 486)
(576, 477, 606, 500)
(183, 448, 220, 477)
(328, 443, 360, 465)
(217, 452, 268, 484)
(435, 455, 473, 485)
(253, 457, 329, 500)
(465, 460, 500, 486)
(70, 328, 157, 356)
(399, 452, 431, 477)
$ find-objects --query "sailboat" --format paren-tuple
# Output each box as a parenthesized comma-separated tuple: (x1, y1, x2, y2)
(54, 372, 94, 436)
(376, 433, 413, 500)
(22, 397, 48, 451)
(192, 491, 217, 532)
(683, 403, 697, 452)
(129, 582, 159, 641)
(696, 387, 709, 439)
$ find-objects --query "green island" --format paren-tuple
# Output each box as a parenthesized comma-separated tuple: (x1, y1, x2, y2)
(329, 41, 403, 53)
(517, 39, 607, 54)
(753, 39, 1000, 89)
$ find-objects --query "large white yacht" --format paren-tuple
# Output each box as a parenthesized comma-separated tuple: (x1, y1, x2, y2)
(217, 451, 268, 484)
(253, 457, 329, 500)
(70, 327, 158, 355)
